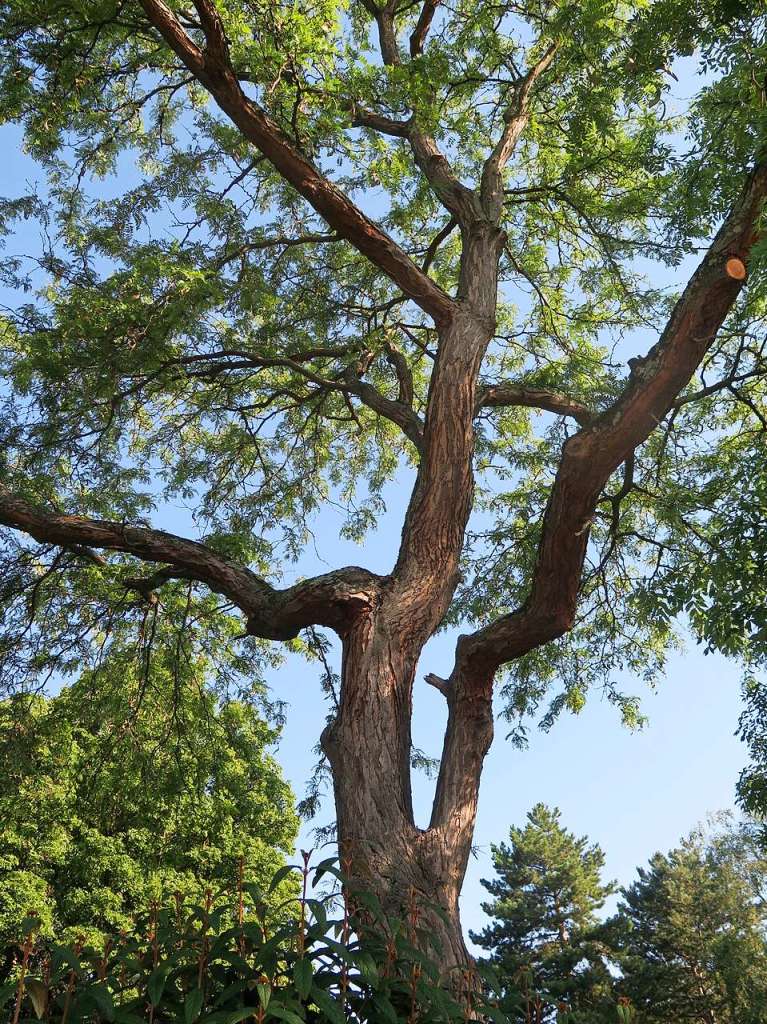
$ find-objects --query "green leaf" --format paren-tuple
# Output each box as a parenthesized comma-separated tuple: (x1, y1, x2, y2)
(25, 979, 48, 1020)
(311, 862, 344, 886)
(88, 983, 115, 1022)
(113, 1012, 146, 1024)
(310, 989, 345, 1024)
(185, 987, 204, 1024)
(292, 959, 313, 1001)
(147, 966, 170, 1006)
(226, 1009, 256, 1024)
(256, 984, 271, 1010)
(353, 951, 378, 984)
(268, 865, 300, 892)
(266, 1004, 306, 1024)
(20, 915, 41, 937)
(0, 984, 17, 1008)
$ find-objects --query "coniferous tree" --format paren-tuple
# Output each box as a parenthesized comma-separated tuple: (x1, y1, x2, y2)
(471, 805, 615, 1022)
(610, 819, 767, 1024)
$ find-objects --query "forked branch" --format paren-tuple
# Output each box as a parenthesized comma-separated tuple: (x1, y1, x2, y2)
(456, 157, 767, 681)
(481, 43, 558, 221)
(429, 161, 767, 842)
(365, 1, 482, 225)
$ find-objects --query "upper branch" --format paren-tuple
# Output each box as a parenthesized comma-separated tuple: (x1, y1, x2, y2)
(409, 0, 440, 57)
(480, 43, 558, 222)
(455, 157, 767, 679)
(0, 485, 381, 641)
(365, 2, 483, 226)
(131, 346, 425, 450)
(139, 0, 457, 326)
(476, 383, 595, 425)
(349, 103, 411, 137)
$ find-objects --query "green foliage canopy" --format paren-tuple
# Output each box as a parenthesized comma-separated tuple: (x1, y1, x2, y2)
(0, 640, 298, 951)
(0, 0, 766, 733)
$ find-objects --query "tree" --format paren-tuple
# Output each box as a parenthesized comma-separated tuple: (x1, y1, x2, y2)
(1, 0, 766, 974)
(610, 819, 767, 1023)
(0, 636, 298, 952)
(471, 805, 615, 1022)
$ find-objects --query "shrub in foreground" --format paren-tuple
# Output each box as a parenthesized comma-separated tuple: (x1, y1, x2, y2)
(2, 855, 635, 1023)
(2, 857, 523, 1024)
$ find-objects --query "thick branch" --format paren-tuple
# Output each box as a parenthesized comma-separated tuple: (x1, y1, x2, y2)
(476, 383, 595, 425)
(139, 0, 456, 326)
(0, 485, 381, 640)
(454, 157, 767, 682)
(408, 130, 484, 224)
(409, 0, 441, 57)
(480, 43, 558, 222)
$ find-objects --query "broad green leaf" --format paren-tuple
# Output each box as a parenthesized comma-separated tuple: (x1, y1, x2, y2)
(185, 987, 204, 1024)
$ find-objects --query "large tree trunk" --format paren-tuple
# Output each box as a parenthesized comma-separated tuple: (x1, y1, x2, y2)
(318, 234, 502, 976)
(320, 599, 495, 978)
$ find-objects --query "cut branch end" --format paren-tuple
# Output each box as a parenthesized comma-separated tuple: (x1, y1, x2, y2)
(726, 257, 747, 280)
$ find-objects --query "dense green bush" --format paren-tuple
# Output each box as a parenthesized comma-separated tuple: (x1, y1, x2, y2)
(2, 858, 520, 1024)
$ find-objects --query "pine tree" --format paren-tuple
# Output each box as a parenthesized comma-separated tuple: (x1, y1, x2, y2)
(610, 819, 767, 1024)
(471, 805, 615, 1022)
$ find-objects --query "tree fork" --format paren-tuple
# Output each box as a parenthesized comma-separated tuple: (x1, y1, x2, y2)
(320, 607, 492, 976)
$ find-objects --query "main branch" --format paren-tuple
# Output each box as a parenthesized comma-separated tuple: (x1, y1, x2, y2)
(0, 485, 381, 640)
(139, 0, 457, 326)
(427, 157, 767, 854)
(460, 158, 767, 681)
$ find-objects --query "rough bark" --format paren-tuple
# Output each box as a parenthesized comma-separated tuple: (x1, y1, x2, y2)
(319, 582, 493, 977)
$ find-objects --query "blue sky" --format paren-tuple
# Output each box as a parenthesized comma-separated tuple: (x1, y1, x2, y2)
(0, 54, 751, 948)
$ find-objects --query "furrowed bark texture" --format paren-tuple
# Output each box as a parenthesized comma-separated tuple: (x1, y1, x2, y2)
(2, 0, 766, 981)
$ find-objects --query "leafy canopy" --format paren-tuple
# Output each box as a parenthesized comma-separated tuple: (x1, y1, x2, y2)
(0, 0, 766, 733)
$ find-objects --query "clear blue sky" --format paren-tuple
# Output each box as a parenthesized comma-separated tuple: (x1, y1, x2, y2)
(0, 53, 749, 949)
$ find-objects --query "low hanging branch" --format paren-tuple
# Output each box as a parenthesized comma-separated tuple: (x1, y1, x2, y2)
(0, 484, 382, 640)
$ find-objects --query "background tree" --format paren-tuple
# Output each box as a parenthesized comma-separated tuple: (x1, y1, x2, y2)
(1, 0, 767, 973)
(471, 804, 615, 1022)
(0, 612, 298, 954)
(609, 818, 767, 1024)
